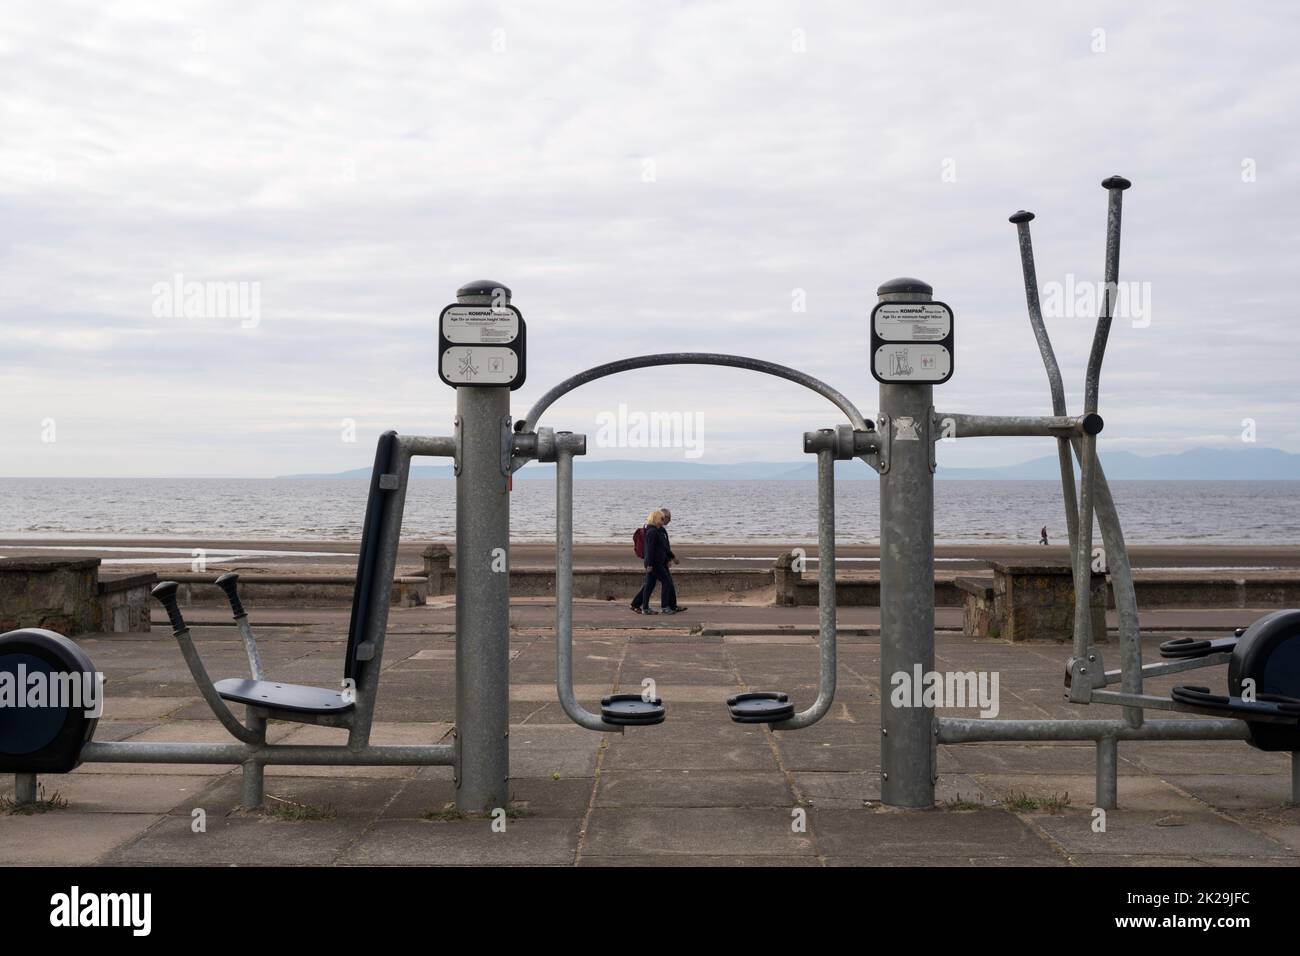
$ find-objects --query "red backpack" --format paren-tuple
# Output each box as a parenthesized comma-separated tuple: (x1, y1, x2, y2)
(633, 526, 646, 559)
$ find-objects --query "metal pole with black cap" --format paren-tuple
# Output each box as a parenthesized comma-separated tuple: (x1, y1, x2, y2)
(873, 276, 952, 809)
(438, 279, 527, 812)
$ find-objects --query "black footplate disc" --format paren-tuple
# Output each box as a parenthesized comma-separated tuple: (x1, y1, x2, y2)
(600, 694, 666, 726)
(727, 691, 795, 724)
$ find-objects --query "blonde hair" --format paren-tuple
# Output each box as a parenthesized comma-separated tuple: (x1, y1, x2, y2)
(647, 509, 665, 526)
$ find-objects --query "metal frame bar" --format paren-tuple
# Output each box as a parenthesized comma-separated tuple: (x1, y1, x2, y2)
(1012, 211, 1082, 556)
(82, 742, 455, 765)
(514, 352, 875, 472)
(936, 717, 1250, 743)
(553, 433, 625, 733)
(772, 442, 838, 729)
(933, 413, 1101, 439)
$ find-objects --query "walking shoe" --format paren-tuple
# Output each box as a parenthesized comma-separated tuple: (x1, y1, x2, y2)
(641, 607, 659, 615)
(631, 605, 642, 614)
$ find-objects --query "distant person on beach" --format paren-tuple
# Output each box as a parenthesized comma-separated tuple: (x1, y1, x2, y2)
(1039, 525, 1049, 545)
(631, 508, 686, 615)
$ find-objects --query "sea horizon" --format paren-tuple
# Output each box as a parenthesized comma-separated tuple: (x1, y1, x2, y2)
(5, 477, 1299, 547)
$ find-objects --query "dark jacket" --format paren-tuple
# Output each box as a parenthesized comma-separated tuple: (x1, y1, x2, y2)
(643, 524, 675, 567)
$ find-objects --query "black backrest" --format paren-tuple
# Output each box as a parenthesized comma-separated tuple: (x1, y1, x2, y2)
(344, 431, 399, 682)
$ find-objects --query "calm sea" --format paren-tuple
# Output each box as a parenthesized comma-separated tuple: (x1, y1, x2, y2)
(2, 478, 1298, 546)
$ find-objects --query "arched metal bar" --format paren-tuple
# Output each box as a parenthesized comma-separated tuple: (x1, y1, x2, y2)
(517, 352, 872, 436)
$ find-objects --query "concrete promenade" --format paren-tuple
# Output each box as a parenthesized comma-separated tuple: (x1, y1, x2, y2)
(2, 599, 1298, 866)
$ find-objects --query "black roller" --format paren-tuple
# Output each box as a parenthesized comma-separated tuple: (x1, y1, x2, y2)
(0, 628, 99, 773)
(1229, 609, 1300, 751)
(600, 694, 665, 726)
(727, 691, 795, 724)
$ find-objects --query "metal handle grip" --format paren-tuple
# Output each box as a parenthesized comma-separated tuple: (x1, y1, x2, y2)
(214, 572, 246, 618)
(151, 581, 187, 632)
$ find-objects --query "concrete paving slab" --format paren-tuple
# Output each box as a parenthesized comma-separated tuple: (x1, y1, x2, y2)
(104, 814, 371, 865)
(812, 807, 1063, 864)
(98, 696, 200, 720)
(1161, 774, 1297, 811)
(596, 770, 793, 808)
(387, 776, 593, 818)
(602, 736, 779, 772)
(0, 812, 164, 865)
(1220, 806, 1300, 851)
(940, 743, 1134, 775)
(34, 773, 215, 814)
(343, 818, 581, 865)
(1121, 740, 1291, 776)
(773, 741, 879, 772)
(1030, 809, 1289, 859)
(582, 807, 816, 858)
(973, 774, 1201, 813)
(579, 854, 821, 866)
(171, 774, 406, 819)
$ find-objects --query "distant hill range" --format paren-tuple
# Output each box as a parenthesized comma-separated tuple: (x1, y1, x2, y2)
(281, 446, 1300, 481)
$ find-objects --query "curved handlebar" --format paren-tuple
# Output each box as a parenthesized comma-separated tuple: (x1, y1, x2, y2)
(150, 581, 264, 745)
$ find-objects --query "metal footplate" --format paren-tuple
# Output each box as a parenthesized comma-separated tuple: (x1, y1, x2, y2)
(600, 694, 666, 726)
(727, 691, 795, 724)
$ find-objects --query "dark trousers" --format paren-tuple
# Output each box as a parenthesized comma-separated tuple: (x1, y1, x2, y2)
(633, 563, 676, 609)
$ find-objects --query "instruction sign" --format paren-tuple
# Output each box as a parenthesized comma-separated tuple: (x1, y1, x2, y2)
(438, 304, 527, 389)
(440, 305, 521, 345)
(870, 300, 954, 384)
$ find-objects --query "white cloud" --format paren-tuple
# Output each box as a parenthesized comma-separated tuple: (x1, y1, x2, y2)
(1, 0, 1297, 476)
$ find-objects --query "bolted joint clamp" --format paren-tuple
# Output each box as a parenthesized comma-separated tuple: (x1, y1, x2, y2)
(533, 427, 587, 463)
(803, 424, 879, 460)
(555, 430, 587, 457)
(1064, 652, 1106, 702)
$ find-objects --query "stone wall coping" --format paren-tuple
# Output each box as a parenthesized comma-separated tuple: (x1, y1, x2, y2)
(0, 556, 101, 572)
(955, 575, 995, 597)
(98, 572, 159, 593)
(990, 561, 1096, 576)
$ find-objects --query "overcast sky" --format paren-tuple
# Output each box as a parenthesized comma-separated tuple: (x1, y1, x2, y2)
(2, 1, 1297, 477)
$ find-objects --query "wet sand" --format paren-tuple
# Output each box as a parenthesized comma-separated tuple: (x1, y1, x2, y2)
(2, 536, 1298, 575)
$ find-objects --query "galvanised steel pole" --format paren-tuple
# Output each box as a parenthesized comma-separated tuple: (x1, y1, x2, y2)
(878, 277, 936, 809)
(454, 280, 512, 812)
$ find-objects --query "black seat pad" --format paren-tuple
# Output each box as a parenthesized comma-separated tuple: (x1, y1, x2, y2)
(215, 678, 354, 714)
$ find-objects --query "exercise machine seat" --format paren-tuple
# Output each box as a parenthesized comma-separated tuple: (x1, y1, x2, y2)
(214, 678, 354, 715)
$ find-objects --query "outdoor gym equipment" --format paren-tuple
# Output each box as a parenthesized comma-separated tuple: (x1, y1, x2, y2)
(4, 175, 1298, 815)
(3, 428, 462, 807)
(925, 177, 1300, 811)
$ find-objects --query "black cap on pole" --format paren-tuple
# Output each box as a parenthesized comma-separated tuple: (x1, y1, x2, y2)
(876, 277, 933, 297)
(457, 279, 512, 303)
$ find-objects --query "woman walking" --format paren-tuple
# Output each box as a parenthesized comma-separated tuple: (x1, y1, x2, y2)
(631, 510, 682, 615)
